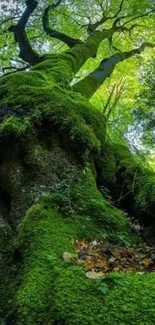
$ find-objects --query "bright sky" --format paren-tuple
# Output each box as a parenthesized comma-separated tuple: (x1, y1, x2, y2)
(0, 0, 24, 17)
(0, 0, 18, 11)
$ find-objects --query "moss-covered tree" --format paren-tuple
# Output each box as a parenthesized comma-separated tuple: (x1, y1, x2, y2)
(1, 0, 155, 324)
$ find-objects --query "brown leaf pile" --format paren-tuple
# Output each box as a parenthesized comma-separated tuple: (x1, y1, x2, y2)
(63, 239, 155, 278)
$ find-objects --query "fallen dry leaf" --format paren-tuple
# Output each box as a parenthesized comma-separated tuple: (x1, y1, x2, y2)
(62, 252, 77, 263)
(62, 238, 155, 277)
(86, 271, 105, 279)
(140, 258, 153, 267)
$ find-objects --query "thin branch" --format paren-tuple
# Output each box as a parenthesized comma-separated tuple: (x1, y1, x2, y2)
(87, 15, 108, 34)
(56, 10, 83, 27)
(0, 64, 30, 78)
(88, 0, 125, 33)
(96, 0, 104, 11)
(102, 84, 116, 114)
(10, 58, 28, 65)
(122, 9, 155, 27)
(0, 16, 20, 26)
(108, 35, 122, 52)
(29, 32, 44, 41)
(102, 79, 125, 121)
(42, 1, 82, 48)
(113, 14, 131, 28)
(113, 8, 155, 29)
(8, 0, 40, 65)
(111, 0, 125, 20)
(106, 81, 125, 120)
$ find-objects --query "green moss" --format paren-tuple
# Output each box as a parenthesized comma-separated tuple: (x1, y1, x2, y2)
(0, 69, 106, 159)
(32, 55, 73, 87)
(71, 168, 132, 241)
(54, 269, 155, 325)
(15, 203, 102, 324)
(2, 54, 155, 325)
(0, 225, 15, 321)
(65, 30, 104, 74)
(15, 201, 155, 325)
(73, 74, 99, 99)
(0, 116, 29, 138)
(111, 141, 155, 223)
(21, 134, 49, 169)
(98, 140, 117, 185)
(29, 86, 106, 157)
(135, 171, 155, 213)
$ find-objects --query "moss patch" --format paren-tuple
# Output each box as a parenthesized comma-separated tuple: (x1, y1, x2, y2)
(0, 225, 15, 321)
(15, 203, 102, 324)
(70, 168, 132, 242)
(14, 200, 155, 325)
(0, 71, 106, 159)
(55, 269, 155, 325)
(111, 141, 155, 225)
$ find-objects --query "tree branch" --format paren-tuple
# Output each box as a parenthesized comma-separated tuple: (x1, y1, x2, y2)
(0, 64, 30, 78)
(73, 42, 155, 99)
(87, 0, 125, 34)
(110, 0, 125, 20)
(87, 16, 107, 34)
(63, 27, 114, 76)
(113, 8, 155, 28)
(42, 1, 82, 48)
(122, 9, 155, 27)
(0, 16, 20, 26)
(8, 0, 40, 66)
(106, 80, 125, 121)
(102, 84, 116, 114)
(64, 20, 135, 78)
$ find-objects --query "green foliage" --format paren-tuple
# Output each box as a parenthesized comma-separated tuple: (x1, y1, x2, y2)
(133, 60, 155, 148)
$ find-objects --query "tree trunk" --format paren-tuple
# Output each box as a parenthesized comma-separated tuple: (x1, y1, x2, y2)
(1, 57, 155, 325)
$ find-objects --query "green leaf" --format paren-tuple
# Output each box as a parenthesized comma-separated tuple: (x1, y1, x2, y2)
(98, 283, 109, 295)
